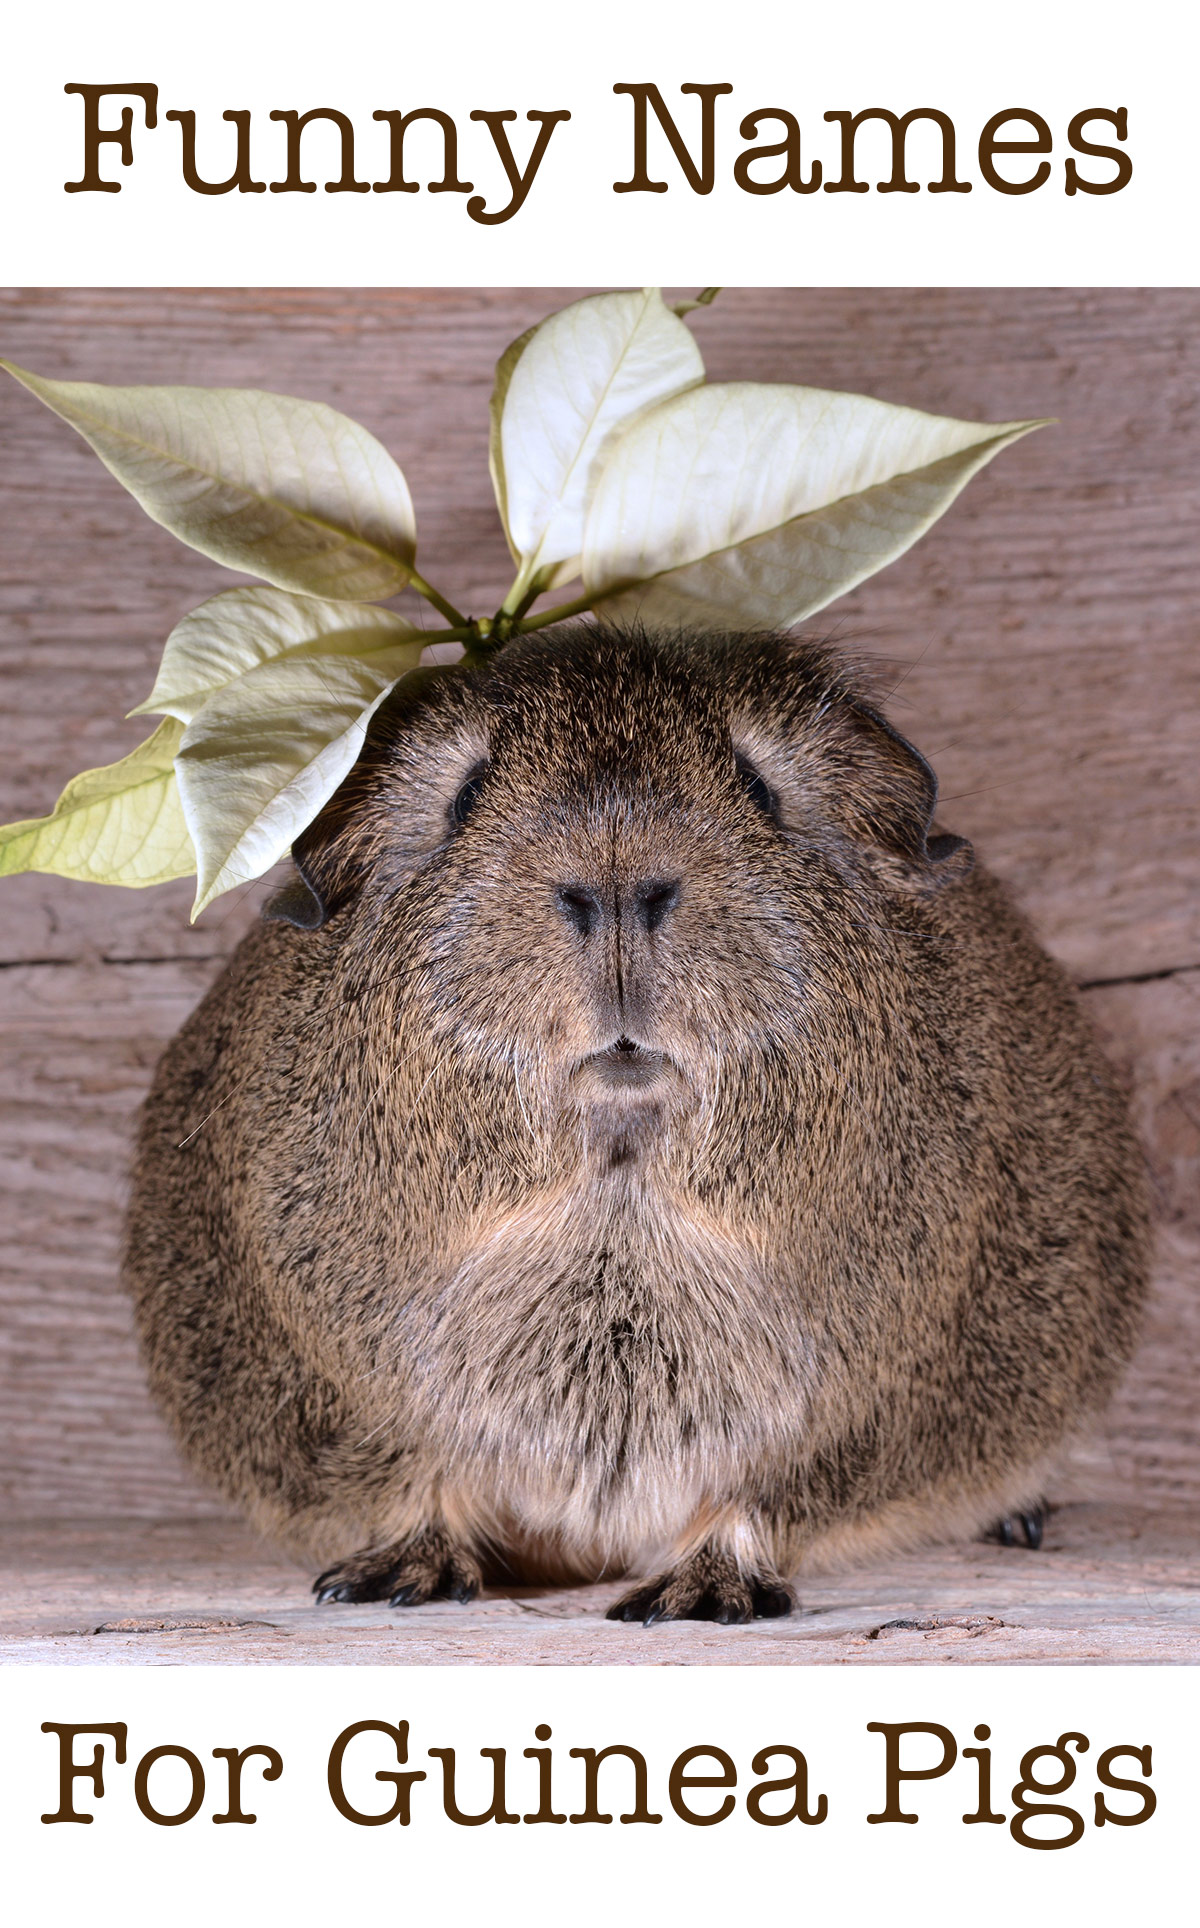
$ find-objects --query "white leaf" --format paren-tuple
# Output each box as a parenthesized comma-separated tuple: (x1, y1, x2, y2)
(132, 585, 427, 725)
(2, 363, 417, 602)
(0, 718, 193, 887)
(583, 382, 1046, 628)
(177, 631, 424, 917)
(492, 288, 705, 595)
(488, 321, 538, 567)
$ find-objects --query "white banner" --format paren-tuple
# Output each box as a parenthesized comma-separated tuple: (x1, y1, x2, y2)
(2, 1665, 1191, 1928)
(0, 0, 1192, 285)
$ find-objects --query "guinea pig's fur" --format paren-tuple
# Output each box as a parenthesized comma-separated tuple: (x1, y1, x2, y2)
(123, 625, 1150, 1622)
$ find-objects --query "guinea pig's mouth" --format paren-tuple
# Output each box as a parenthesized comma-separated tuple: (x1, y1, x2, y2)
(574, 1037, 673, 1094)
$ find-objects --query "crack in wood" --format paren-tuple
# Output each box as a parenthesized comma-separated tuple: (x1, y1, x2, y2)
(1079, 962, 1200, 991)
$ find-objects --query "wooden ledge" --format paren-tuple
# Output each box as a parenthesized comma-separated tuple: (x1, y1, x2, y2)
(3, 1502, 1197, 1665)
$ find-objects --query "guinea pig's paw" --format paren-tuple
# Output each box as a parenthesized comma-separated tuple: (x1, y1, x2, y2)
(606, 1545, 795, 1628)
(981, 1504, 1048, 1551)
(313, 1526, 483, 1608)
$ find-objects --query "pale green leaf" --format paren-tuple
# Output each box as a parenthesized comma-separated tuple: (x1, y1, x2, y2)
(0, 718, 192, 886)
(131, 585, 427, 725)
(493, 288, 705, 598)
(488, 322, 538, 567)
(1, 363, 417, 602)
(583, 382, 1046, 628)
(177, 631, 425, 917)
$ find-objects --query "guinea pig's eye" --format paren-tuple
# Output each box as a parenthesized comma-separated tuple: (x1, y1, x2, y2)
(450, 761, 488, 830)
(734, 753, 777, 819)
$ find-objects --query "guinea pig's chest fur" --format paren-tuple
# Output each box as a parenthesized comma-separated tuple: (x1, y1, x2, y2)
(386, 1169, 813, 1571)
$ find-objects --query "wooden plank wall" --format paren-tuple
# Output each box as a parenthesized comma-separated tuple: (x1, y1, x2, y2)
(1, 287, 1197, 1525)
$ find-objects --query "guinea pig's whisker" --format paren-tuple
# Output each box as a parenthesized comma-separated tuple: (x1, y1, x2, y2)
(704, 1041, 725, 1153)
(349, 1357, 395, 1386)
(332, 1048, 453, 1226)
(877, 638, 936, 702)
(938, 776, 1026, 802)
(925, 697, 1032, 756)
(175, 1063, 265, 1149)
(348, 1060, 408, 1144)
(353, 1411, 404, 1451)
(397, 1052, 453, 1136)
(847, 916, 960, 946)
(345, 958, 435, 1003)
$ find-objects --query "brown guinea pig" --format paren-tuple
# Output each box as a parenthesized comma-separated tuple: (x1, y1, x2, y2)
(123, 624, 1150, 1624)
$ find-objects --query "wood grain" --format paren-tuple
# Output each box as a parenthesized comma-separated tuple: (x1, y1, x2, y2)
(1, 291, 1197, 1634)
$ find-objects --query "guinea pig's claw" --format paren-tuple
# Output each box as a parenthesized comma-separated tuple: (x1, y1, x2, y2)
(982, 1504, 1048, 1551)
(313, 1579, 357, 1605)
(312, 1528, 483, 1608)
(384, 1560, 480, 1609)
(605, 1581, 662, 1624)
(754, 1583, 796, 1618)
(607, 1550, 796, 1627)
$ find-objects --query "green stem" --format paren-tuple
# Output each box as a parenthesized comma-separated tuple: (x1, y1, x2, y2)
(501, 576, 546, 623)
(418, 625, 475, 645)
(674, 286, 722, 317)
(406, 568, 468, 628)
(514, 590, 597, 634)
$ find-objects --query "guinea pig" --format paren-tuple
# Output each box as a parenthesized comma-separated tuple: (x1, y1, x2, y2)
(123, 624, 1150, 1625)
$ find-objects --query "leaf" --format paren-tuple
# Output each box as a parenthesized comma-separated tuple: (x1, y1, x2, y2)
(491, 288, 705, 599)
(0, 718, 193, 887)
(488, 322, 538, 568)
(176, 630, 425, 916)
(582, 382, 1047, 628)
(131, 585, 427, 725)
(1, 363, 417, 602)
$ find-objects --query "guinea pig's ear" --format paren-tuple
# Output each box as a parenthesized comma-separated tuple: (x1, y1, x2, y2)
(839, 701, 973, 885)
(925, 829, 975, 882)
(261, 847, 330, 931)
(261, 794, 367, 931)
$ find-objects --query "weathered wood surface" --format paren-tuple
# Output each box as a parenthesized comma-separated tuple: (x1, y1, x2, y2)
(3, 1505, 1198, 1664)
(0, 292, 1197, 1634)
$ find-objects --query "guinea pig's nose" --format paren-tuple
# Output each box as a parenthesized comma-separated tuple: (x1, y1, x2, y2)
(631, 878, 681, 934)
(554, 879, 681, 938)
(556, 884, 604, 937)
